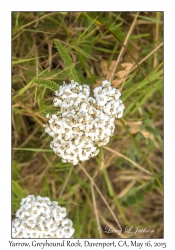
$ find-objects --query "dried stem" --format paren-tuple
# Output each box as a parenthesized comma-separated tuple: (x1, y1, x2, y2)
(78, 163, 122, 231)
(109, 12, 139, 83)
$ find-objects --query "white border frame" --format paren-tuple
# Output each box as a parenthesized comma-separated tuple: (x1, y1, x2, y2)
(1, 1, 174, 248)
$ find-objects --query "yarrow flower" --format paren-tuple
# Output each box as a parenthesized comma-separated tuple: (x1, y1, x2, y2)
(44, 80, 124, 165)
(12, 195, 75, 238)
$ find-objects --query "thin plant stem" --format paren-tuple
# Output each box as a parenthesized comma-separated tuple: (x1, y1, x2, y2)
(91, 183, 103, 238)
(109, 12, 139, 83)
(103, 146, 152, 175)
(78, 163, 122, 231)
(131, 42, 163, 72)
(59, 164, 74, 198)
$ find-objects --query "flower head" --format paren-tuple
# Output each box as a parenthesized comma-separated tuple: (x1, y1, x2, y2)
(44, 80, 124, 165)
(12, 195, 75, 238)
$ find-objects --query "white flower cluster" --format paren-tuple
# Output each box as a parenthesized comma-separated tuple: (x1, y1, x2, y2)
(12, 195, 75, 238)
(44, 80, 124, 165)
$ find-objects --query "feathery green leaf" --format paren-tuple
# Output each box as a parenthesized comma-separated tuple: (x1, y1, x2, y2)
(34, 79, 59, 92)
(54, 39, 79, 82)
(42, 107, 60, 115)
